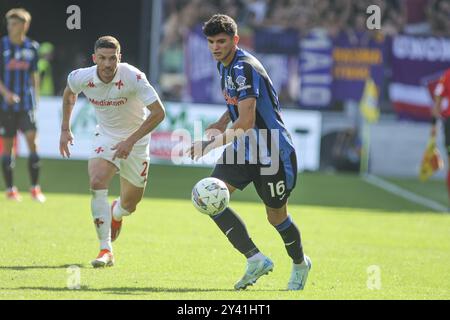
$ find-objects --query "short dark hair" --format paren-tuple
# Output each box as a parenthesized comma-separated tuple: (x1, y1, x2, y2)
(94, 36, 121, 53)
(6, 8, 31, 24)
(202, 14, 237, 37)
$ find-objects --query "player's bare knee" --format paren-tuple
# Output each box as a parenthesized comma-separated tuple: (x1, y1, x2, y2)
(121, 201, 137, 213)
(266, 208, 288, 226)
(267, 214, 284, 226)
(90, 176, 109, 190)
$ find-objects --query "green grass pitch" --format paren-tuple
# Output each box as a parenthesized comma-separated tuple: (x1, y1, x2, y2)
(0, 159, 449, 299)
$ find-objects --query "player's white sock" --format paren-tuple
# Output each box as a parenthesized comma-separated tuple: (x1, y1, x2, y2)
(112, 198, 131, 221)
(247, 252, 266, 262)
(91, 189, 112, 252)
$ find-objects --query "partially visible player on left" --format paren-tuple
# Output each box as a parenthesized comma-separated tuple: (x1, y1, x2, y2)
(0, 8, 45, 202)
(59, 36, 165, 268)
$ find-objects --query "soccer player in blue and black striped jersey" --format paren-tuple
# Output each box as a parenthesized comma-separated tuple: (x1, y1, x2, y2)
(189, 14, 311, 291)
(0, 8, 45, 202)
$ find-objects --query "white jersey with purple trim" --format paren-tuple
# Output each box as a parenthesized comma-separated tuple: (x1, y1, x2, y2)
(67, 63, 159, 147)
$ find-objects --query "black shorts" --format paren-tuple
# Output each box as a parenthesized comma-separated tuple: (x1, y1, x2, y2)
(444, 117, 450, 155)
(0, 110, 37, 138)
(211, 148, 298, 209)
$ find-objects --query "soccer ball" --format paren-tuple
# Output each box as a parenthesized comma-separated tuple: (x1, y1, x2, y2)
(192, 177, 230, 216)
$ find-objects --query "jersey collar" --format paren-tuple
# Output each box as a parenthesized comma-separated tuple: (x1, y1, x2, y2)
(223, 47, 241, 69)
(93, 64, 121, 85)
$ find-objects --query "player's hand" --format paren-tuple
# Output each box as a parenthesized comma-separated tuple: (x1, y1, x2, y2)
(111, 140, 134, 161)
(4, 91, 20, 105)
(187, 140, 215, 161)
(205, 122, 227, 140)
(59, 130, 74, 158)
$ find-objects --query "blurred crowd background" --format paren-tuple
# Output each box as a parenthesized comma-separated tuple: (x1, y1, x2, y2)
(162, 0, 449, 40)
(158, 0, 450, 110)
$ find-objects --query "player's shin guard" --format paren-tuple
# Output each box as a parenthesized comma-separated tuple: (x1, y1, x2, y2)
(211, 207, 260, 258)
(275, 215, 304, 264)
(112, 198, 131, 221)
(28, 153, 40, 186)
(91, 189, 112, 252)
(1, 155, 14, 189)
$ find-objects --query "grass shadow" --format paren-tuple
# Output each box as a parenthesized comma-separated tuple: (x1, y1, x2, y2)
(0, 264, 86, 271)
(1, 286, 241, 295)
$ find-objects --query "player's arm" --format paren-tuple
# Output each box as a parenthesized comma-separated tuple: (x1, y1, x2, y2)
(0, 79, 20, 105)
(111, 99, 165, 160)
(189, 98, 256, 160)
(205, 110, 231, 139)
(59, 86, 78, 158)
(31, 71, 40, 106)
(126, 99, 166, 143)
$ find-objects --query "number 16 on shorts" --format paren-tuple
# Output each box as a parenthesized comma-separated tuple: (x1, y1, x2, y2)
(268, 181, 286, 200)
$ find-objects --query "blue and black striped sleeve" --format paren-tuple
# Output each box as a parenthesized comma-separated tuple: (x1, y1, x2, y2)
(30, 41, 39, 73)
(234, 62, 260, 101)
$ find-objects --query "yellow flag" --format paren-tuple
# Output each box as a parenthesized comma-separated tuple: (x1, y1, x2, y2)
(360, 78, 379, 123)
(419, 135, 444, 181)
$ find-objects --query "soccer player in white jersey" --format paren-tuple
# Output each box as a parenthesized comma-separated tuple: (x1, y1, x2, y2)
(59, 36, 165, 268)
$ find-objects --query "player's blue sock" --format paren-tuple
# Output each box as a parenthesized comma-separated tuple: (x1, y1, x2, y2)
(275, 215, 304, 264)
(28, 153, 40, 186)
(1, 155, 14, 189)
(211, 207, 260, 258)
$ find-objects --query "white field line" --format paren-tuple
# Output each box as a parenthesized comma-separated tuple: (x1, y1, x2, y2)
(362, 174, 448, 213)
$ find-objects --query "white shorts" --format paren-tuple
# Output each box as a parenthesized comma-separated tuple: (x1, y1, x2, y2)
(89, 132, 150, 188)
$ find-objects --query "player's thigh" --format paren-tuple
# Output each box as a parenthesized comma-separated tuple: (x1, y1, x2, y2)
(119, 176, 145, 211)
(88, 158, 118, 189)
(0, 111, 18, 143)
(119, 149, 149, 191)
(23, 129, 37, 153)
(0, 137, 15, 155)
(254, 154, 298, 209)
(211, 163, 254, 194)
(18, 110, 37, 133)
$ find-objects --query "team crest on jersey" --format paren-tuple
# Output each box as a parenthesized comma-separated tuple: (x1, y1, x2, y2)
(21, 49, 35, 60)
(236, 75, 251, 92)
(115, 80, 124, 90)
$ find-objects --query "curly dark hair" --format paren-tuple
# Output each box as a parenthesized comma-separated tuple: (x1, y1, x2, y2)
(202, 14, 237, 37)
